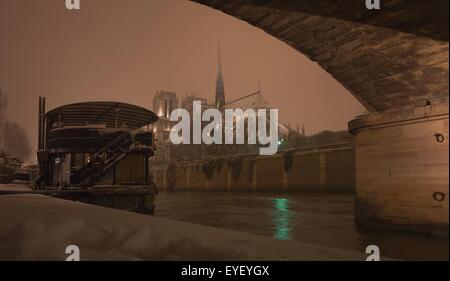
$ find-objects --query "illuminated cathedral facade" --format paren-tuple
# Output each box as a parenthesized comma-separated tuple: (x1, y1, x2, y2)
(151, 43, 301, 164)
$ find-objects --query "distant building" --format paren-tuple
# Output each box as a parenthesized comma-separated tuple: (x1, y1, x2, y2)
(151, 91, 178, 164)
(152, 91, 178, 144)
(223, 88, 269, 111)
(150, 42, 298, 163)
(214, 42, 226, 110)
(181, 93, 213, 115)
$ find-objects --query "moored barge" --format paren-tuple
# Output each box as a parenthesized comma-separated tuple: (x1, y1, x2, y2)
(35, 97, 159, 214)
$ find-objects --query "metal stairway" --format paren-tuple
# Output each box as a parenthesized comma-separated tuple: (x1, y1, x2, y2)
(71, 132, 133, 187)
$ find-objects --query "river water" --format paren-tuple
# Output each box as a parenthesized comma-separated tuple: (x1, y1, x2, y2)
(155, 191, 448, 261)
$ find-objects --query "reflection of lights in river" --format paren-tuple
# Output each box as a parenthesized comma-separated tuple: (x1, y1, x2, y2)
(272, 198, 293, 240)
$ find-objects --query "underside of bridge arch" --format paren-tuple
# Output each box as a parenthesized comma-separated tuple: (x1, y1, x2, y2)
(193, 0, 449, 235)
(193, 0, 449, 112)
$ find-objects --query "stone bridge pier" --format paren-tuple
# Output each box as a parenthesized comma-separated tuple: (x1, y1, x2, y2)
(193, 0, 449, 234)
(349, 102, 448, 235)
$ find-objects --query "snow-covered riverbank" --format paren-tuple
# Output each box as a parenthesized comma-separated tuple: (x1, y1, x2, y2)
(0, 183, 33, 195)
(0, 191, 368, 261)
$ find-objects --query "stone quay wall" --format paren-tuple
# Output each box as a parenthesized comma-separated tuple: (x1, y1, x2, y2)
(151, 143, 354, 193)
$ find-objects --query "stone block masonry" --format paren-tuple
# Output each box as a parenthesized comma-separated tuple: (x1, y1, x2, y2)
(349, 102, 449, 235)
(151, 143, 354, 193)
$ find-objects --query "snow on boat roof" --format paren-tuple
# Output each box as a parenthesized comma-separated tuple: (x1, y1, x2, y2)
(46, 102, 159, 129)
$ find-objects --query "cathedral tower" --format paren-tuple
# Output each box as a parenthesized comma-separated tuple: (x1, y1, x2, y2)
(214, 42, 225, 109)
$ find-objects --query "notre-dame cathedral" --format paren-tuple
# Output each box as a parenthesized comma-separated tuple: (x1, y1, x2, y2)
(151, 43, 301, 164)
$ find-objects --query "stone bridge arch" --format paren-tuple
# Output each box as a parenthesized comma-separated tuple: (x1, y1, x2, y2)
(192, 0, 449, 235)
(193, 0, 448, 112)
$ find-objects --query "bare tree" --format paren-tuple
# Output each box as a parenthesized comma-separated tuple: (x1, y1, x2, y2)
(0, 121, 32, 160)
(0, 89, 32, 161)
(0, 88, 7, 119)
(0, 88, 7, 156)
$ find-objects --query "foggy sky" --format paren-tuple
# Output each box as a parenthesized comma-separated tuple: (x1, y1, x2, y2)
(0, 0, 365, 161)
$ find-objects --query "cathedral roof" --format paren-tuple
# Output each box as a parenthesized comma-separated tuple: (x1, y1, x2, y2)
(224, 90, 270, 110)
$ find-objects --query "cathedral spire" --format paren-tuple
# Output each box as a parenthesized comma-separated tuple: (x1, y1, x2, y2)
(215, 40, 225, 109)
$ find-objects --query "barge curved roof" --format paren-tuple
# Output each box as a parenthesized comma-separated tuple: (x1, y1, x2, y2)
(46, 102, 159, 129)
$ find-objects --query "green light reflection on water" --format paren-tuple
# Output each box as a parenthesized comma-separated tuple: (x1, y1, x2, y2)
(272, 198, 293, 240)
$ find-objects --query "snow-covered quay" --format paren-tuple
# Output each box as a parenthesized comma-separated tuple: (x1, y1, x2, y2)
(0, 185, 367, 261)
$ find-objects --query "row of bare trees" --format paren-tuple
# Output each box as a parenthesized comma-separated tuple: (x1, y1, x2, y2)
(0, 89, 32, 161)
